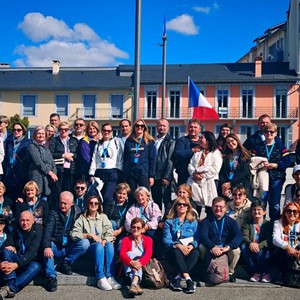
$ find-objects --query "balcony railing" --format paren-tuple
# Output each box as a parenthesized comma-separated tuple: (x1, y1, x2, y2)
(73, 107, 132, 121)
(141, 107, 299, 120)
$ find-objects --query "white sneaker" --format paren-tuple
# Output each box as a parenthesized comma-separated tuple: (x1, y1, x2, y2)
(97, 277, 112, 291)
(107, 277, 122, 289)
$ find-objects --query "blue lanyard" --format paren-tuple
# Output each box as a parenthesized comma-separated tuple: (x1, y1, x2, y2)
(135, 138, 143, 154)
(102, 139, 112, 159)
(174, 217, 184, 235)
(0, 202, 3, 214)
(134, 238, 144, 255)
(64, 211, 71, 232)
(229, 152, 239, 171)
(214, 217, 225, 246)
(265, 143, 275, 160)
(290, 224, 296, 247)
(76, 198, 85, 210)
(29, 200, 39, 213)
(19, 232, 26, 254)
(117, 203, 127, 218)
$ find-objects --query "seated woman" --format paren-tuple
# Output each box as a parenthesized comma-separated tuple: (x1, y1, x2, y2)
(0, 182, 13, 220)
(272, 202, 300, 284)
(226, 185, 252, 230)
(120, 217, 152, 296)
(14, 181, 49, 227)
(163, 197, 200, 294)
(124, 187, 162, 238)
(241, 200, 273, 283)
(106, 183, 132, 255)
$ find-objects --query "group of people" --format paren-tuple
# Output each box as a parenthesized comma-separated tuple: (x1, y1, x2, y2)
(0, 112, 299, 297)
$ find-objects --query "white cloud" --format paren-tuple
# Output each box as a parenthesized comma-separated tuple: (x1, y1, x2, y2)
(15, 12, 129, 67)
(166, 14, 199, 35)
(193, 6, 211, 14)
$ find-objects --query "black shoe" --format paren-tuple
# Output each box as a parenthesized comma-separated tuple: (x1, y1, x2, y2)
(46, 277, 57, 292)
(60, 260, 73, 275)
(185, 279, 195, 294)
(170, 277, 182, 291)
(229, 274, 236, 283)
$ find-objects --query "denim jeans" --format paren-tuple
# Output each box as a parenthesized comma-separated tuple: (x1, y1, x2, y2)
(44, 240, 89, 278)
(83, 239, 115, 279)
(240, 242, 270, 274)
(124, 251, 143, 282)
(261, 178, 284, 221)
(0, 248, 41, 293)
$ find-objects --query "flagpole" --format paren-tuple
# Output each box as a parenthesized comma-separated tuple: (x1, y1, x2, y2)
(188, 76, 191, 120)
(161, 16, 167, 119)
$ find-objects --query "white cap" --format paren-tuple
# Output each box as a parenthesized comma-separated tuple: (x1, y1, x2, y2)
(293, 165, 300, 174)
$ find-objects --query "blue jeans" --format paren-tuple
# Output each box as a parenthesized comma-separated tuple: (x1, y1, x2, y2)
(240, 243, 270, 274)
(83, 239, 115, 279)
(124, 251, 143, 282)
(0, 248, 41, 293)
(44, 240, 89, 278)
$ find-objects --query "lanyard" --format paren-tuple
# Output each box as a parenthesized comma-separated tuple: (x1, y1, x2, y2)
(174, 217, 184, 235)
(139, 206, 149, 222)
(102, 139, 112, 160)
(290, 224, 296, 247)
(18, 231, 26, 254)
(253, 222, 263, 242)
(265, 143, 275, 160)
(0, 202, 3, 214)
(117, 203, 127, 218)
(76, 198, 85, 211)
(94, 223, 99, 235)
(229, 152, 239, 171)
(64, 211, 71, 233)
(214, 217, 225, 246)
(135, 138, 143, 154)
(60, 137, 70, 153)
(29, 200, 39, 213)
(134, 238, 144, 255)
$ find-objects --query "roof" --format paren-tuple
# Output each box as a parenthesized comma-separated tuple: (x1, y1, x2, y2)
(0, 62, 297, 91)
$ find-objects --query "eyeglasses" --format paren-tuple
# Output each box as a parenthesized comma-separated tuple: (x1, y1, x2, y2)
(75, 186, 85, 191)
(233, 193, 244, 197)
(102, 129, 112, 133)
(264, 130, 275, 135)
(89, 202, 99, 206)
(0, 121, 6, 125)
(59, 128, 69, 132)
(13, 128, 22, 132)
(131, 226, 142, 230)
(176, 203, 188, 207)
(75, 123, 85, 127)
(286, 209, 299, 215)
(0, 221, 5, 225)
(135, 124, 145, 128)
(213, 205, 225, 209)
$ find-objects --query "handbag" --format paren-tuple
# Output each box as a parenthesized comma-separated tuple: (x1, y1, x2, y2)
(283, 256, 300, 288)
(206, 254, 229, 284)
(142, 258, 168, 289)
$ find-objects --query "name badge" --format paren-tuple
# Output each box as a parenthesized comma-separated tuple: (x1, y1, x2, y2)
(228, 172, 234, 180)
(101, 161, 106, 168)
(62, 236, 68, 246)
(134, 157, 139, 164)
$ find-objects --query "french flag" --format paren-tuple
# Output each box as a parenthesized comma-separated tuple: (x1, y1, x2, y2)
(189, 77, 219, 120)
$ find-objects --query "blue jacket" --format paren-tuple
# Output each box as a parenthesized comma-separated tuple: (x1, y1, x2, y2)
(163, 217, 200, 249)
(123, 137, 156, 178)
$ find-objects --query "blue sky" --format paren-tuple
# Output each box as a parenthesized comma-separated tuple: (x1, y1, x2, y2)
(0, 0, 290, 67)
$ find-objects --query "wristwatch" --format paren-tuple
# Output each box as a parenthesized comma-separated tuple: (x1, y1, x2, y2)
(225, 245, 230, 250)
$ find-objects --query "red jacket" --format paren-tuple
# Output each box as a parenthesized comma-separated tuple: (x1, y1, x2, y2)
(120, 235, 153, 267)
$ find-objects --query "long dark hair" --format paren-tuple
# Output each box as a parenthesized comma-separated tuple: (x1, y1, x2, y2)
(201, 131, 218, 152)
(83, 196, 103, 218)
(224, 133, 251, 161)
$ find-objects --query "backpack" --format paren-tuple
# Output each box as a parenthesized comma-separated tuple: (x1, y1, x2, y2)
(206, 254, 229, 284)
(142, 258, 168, 289)
(283, 256, 300, 288)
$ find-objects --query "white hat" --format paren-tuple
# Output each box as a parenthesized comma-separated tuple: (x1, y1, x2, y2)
(293, 165, 300, 174)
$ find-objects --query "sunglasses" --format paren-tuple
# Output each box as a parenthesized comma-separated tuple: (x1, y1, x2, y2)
(13, 128, 22, 132)
(0, 221, 5, 225)
(176, 203, 188, 207)
(59, 128, 69, 132)
(286, 209, 299, 215)
(131, 225, 142, 230)
(102, 129, 112, 133)
(233, 193, 244, 197)
(89, 202, 99, 206)
(75, 186, 85, 191)
(0, 121, 7, 125)
(264, 130, 275, 134)
(75, 123, 85, 127)
(135, 124, 145, 128)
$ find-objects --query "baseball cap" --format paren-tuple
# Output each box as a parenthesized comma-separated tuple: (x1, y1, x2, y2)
(293, 165, 300, 174)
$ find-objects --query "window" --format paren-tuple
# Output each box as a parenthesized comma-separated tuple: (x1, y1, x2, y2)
(55, 94, 69, 116)
(217, 89, 228, 118)
(241, 89, 253, 118)
(110, 94, 123, 118)
(147, 126, 156, 137)
(21, 94, 36, 116)
(146, 90, 157, 118)
(169, 89, 180, 118)
(83, 94, 96, 118)
(275, 87, 287, 118)
(169, 126, 180, 139)
(240, 125, 257, 144)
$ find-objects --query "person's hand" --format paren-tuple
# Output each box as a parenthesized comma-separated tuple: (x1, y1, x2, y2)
(5, 246, 16, 253)
(162, 179, 169, 186)
(48, 171, 58, 182)
(192, 146, 201, 153)
(267, 163, 278, 170)
(211, 246, 223, 257)
(219, 246, 230, 254)
(149, 178, 154, 187)
(63, 153, 74, 162)
(44, 247, 54, 258)
(249, 242, 260, 253)
(113, 228, 122, 237)
(130, 260, 142, 270)
(286, 245, 298, 257)
(193, 172, 202, 181)
(87, 233, 100, 243)
(176, 244, 190, 256)
(0, 262, 18, 275)
(16, 197, 23, 203)
(158, 221, 165, 230)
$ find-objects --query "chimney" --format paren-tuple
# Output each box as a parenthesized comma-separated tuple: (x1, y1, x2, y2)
(254, 56, 262, 78)
(0, 63, 10, 68)
(52, 60, 60, 75)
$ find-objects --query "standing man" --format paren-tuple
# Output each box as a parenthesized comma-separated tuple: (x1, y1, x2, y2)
(0, 211, 42, 299)
(243, 114, 274, 150)
(172, 118, 202, 186)
(42, 191, 86, 292)
(151, 118, 175, 214)
(49, 113, 61, 130)
(71, 118, 86, 141)
(199, 197, 242, 283)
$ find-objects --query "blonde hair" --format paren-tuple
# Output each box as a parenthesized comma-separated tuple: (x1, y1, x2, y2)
(167, 197, 196, 222)
(23, 181, 39, 195)
(130, 119, 155, 144)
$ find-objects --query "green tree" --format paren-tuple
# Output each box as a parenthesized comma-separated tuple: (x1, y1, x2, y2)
(8, 114, 29, 131)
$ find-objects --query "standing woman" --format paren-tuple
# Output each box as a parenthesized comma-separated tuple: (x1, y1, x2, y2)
(77, 121, 100, 181)
(252, 122, 290, 221)
(25, 126, 58, 202)
(70, 195, 121, 291)
(49, 122, 78, 193)
(0, 116, 12, 148)
(219, 133, 251, 199)
(123, 119, 156, 192)
(89, 123, 122, 214)
(163, 197, 200, 293)
(187, 131, 222, 217)
(45, 124, 56, 147)
(4, 122, 31, 200)
(216, 123, 233, 154)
